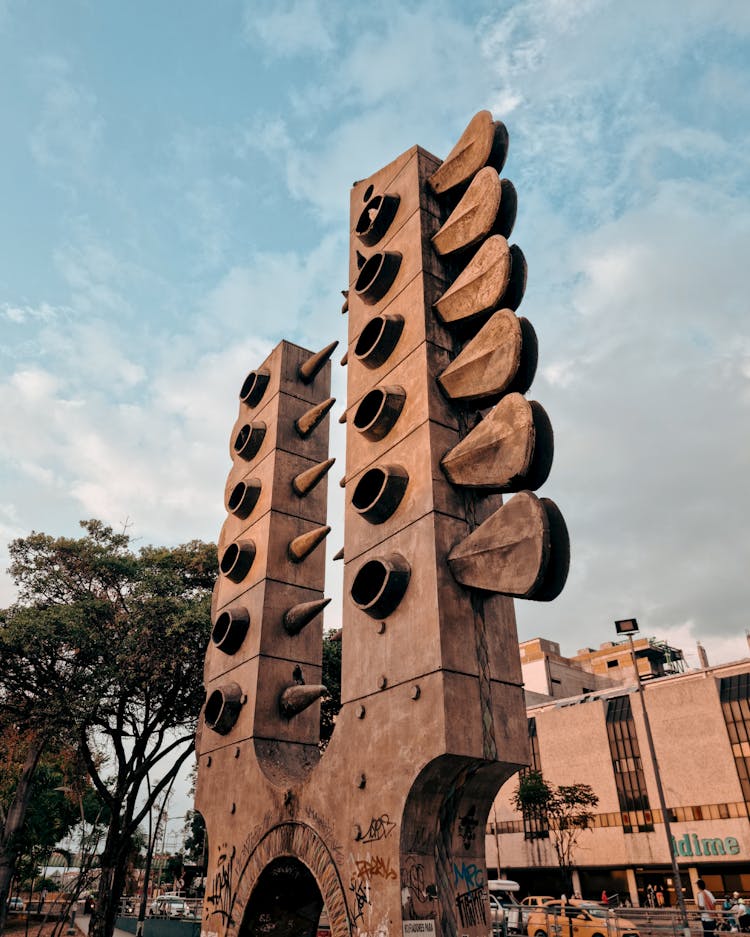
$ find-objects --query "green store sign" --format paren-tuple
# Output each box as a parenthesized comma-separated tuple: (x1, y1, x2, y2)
(671, 833, 741, 858)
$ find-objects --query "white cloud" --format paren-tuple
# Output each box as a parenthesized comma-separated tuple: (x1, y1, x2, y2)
(28, 56, 102, 173)
(245, 0, 335, 57)
(10, 367, 60, 400)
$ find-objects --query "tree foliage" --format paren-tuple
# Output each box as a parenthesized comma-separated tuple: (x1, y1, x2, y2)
(320, 630, 342, 750)
(0, 520, 216, 937)
(513, 770, 599, 891)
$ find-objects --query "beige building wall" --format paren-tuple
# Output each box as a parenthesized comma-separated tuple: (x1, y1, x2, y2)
(487, 658, 750, 903)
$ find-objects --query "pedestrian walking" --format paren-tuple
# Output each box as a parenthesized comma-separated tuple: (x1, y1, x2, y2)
(696, 879, 717, 936)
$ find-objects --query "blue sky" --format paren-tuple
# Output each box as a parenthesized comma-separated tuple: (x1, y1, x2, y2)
(1, 0, 749, 673)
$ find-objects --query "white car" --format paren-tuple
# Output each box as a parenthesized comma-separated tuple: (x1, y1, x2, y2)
(149, 896, 189, 917)
(490, 893, 527, 934)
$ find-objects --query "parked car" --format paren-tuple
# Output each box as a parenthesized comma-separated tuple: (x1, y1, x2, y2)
(490, 879, 525, 934)
(8, 896, 25, 912)
(491, 893, 527, 934)
(149, 896, 189, 917)
(526, 902, 639, 937)
(522, 897, 557, 908)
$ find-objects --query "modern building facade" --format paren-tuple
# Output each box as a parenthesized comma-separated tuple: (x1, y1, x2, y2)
(486, 638, 750, 907)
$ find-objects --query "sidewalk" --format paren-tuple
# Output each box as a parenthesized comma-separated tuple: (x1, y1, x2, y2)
(75, 914, 133, 937)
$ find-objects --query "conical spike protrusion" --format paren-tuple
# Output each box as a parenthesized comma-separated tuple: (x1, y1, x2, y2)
(295, 397, 335, 438)
(288, 525, 331, 563)
(447, 491, 569, 601)
(283, 597, 331, 636)
(338, 410, 347, 424)
(292, 458, 335, 497)
(279, 684, 328, 719)
(341, 291, 349, 314)
(298, 341, 339, 384)
(441, 394, 553, 492)
(333, 547, 344, 561)
(428, 110, 509, 195)
(438, 309, 538, 406)
(340, 350, 348, 366)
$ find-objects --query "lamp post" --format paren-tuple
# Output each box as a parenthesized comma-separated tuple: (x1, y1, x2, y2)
(54, 786, 87, 935)
(614, 618, 689, 933)
(136, 774, 177, 937)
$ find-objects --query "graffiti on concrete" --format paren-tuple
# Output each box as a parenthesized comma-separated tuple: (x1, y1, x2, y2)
(361, 814, 396, 844)
(349, 874, 371, 926)
(401, 858, 437, 920)
(355, 855, 397, 881)
(452, 861, 483, 890)
(206, 843, 236, 924)
(458, 805, 479, 850)
(456, 886, 487, 929)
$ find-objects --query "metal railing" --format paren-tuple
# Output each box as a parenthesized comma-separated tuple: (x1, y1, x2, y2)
(517, 903, 711, 937)
(118, 896, 203, 919)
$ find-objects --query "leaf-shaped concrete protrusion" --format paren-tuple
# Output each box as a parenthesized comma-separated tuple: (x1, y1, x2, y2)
(433, 236, 511, 324)
(204, 682, 244, 735)
(239, 368, 270, 408)
(298, 340, 339, 384)
(288, 525, 331, 563)
(432, 170, 516, 257)
(428, 110, 509, 195)
(503, 244, 528, 312)
(447, 491, 569, 601)
(437, 309, 538, 406)
(283, 597, 331, 636)
(279, 684, 328, 719)
(211, 606, 250, 655)
(226, 477, 262, 519)
(332, 547, 344, 561)
(295, 397, 335, 438)
(441, 394, 553, 491)
(292, 458, 335, 497)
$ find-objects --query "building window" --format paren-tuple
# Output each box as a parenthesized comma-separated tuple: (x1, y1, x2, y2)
(720, 673, 750, 805)
(605, 695, 654, 832)
(521, 718, 549, 840)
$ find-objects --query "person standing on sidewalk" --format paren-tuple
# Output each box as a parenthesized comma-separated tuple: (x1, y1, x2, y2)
(696, 879, 717, 936)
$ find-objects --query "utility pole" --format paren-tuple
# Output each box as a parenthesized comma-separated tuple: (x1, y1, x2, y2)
(615, 619, 690, 934)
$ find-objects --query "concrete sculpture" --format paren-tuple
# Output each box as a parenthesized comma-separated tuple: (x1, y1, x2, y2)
(195, 110, 570, 937)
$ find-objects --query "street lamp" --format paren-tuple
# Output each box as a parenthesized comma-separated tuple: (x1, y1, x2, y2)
(614, 618, 689, 933)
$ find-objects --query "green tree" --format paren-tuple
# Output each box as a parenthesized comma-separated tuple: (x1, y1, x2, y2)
(320, 630, 342, 750)
(0, 520, 216, 937)
(512, 770, 599, 894)
(183, 809, 206, 867)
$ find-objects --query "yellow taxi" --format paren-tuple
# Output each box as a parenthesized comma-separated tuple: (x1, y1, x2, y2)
(526, 901, 639, 937)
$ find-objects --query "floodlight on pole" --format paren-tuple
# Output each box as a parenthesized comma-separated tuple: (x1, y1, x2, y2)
(614, 618, 689, 933)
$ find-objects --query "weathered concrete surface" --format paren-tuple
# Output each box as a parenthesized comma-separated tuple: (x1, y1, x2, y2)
(195, 112, 570, 937)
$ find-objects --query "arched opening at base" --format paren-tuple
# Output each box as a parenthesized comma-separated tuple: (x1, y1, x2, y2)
(239, 856, 324, 937)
